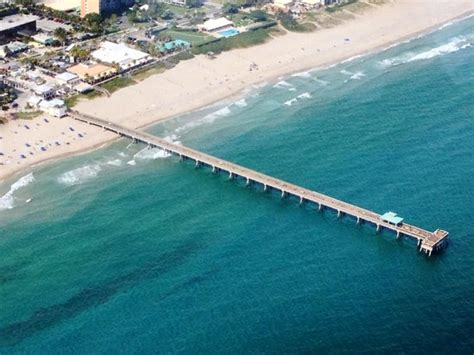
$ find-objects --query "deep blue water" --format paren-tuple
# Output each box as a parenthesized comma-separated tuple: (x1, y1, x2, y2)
(1, 16, 473, 353)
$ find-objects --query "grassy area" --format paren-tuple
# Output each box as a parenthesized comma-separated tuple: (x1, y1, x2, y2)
(343, 1, 372, 13)
(164, 30, 214, 46)
(191, 28, 273, 55)
(132, 63, 167, 81)
(64, 90, 103, 108)
(306, 12, 343, 28)
(167, 51, 195, 64)
(167, 4, 190, 16)
(17, 111, 42, 120)
(231, 13, 255, 27)
(100, 77, 136, 94)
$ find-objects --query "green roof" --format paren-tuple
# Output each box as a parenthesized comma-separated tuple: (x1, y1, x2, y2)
(159, 40, 191, 53)
(380, 211, 404, 225)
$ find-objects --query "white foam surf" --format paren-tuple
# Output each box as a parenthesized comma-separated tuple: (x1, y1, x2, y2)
(58, 165, 101, 186)
(407, 37, 470, 62)
(350, 71, 366, 80)
(341, 54, 364, 64)
(340, 69, 365, 80)
(273, 80, 293, 88)
(313, 78, 329, 86)
(380, 37, 471, 67)
(106, 159, 123, 167)
(291, 70, 312, 78)
(175, 106, 232, 134)
(297, 92, 312, 99)
(284, 98, 298, 106)
(134, 147, 171, 160)
(234, 98, 247, 108)
(0, 173, 35, 210)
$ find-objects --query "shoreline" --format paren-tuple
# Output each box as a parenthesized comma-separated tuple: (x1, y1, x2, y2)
(1, 3, 473, 186)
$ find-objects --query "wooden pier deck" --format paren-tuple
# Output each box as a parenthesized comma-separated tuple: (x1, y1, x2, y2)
(70, 111, 449, 256)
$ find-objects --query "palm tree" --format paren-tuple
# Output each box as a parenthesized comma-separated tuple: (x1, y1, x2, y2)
(54, 27, 68, 46)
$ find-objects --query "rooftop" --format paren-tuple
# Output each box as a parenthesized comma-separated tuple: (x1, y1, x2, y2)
(68, 62, 116, 78)
(55, 72, 78, 82)
(160, 39, 190, 52)
(41, 0, 81, 11)
(91, 41, 149, 67)
(380, 212, 404, 225)
(202, 17, 234, 31)
(40, 98, 65, 108)
(0, 14, 38, 33)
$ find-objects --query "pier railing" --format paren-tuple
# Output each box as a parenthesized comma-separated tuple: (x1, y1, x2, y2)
(69, 110, 449, 256)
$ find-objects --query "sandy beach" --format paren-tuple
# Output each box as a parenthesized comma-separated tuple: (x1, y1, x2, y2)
(1, 0, 473, 183)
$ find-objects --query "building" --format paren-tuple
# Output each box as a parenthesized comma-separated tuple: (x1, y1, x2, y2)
(0, 41, 28, 58)
(272, 0, 293, 11)
(32, 33, 55, 45)
(91, 41, 151, 71)
(39, 98, 67, 117)
(300, 0, 323, 8)
(200, 18, 234, 33)
(55, 72, 81, 87)
(160, 0, 186, 7)
(159, 40, 190, 54)
(33, 84, 55, 99)
(380, 212, 404, 226)
(67, 62, 117, 82)
(41, 0, 81, 12)
(81, 0, 134, 17)
(0, 14, 38, 44)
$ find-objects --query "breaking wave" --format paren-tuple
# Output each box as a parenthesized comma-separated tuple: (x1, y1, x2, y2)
(283, 90, 314, 106)
(379, 37, 471, 67)
(134, 147, 171, 160)
(284, 98, 298, 106)
(175, 106, 232, 134)
(273, 80, 293, 89)
(106, 159, 123, 167)
(407, 37, 471, 62)
(297, 92, 312, 99)
(291, 70, 312, 78)
(340, 69, 366, 80)
(234, 98, 247, 108)
(58, 165, 102, 186)
(313, 77, 329, 86)
(341, 54, 364, 64)
(0, 173, 35, 210)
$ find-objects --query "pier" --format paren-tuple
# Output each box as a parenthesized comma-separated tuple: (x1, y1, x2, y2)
(69, 111, 449, 256)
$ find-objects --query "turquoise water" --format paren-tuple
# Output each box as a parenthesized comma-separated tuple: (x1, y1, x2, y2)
(218, 28, 240, 37)
(1, 16, 473, 353)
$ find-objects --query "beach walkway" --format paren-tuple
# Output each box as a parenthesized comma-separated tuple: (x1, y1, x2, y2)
(69, 110, 449, 256)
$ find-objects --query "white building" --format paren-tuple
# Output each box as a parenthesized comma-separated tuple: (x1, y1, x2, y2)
(91, 41, 152, 71)
(39, 98, 67, 117)
(33, 84, 55, 99)
(32, 33, 55, 45)
(201, 18, 234, 33)
(55, 72, 81, 87)
(272, 0, 294, 10)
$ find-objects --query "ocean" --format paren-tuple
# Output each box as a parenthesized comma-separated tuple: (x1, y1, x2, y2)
(1, 16, 473, 353)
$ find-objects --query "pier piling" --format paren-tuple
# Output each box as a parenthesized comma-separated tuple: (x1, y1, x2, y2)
(69, 111, 449, 256)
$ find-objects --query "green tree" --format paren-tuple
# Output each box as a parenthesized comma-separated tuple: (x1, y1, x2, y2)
(54, 27, 68, 46)
(248, 10, 268, 21)
(185, 0, 203, 8)
(83, 13, 103, 33)
(222, 3, 239, 14)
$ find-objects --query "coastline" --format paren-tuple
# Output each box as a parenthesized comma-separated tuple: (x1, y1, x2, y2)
(1, 1, 473, 185)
